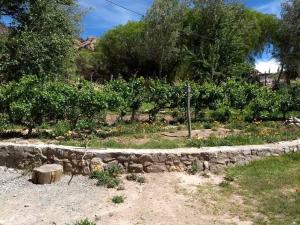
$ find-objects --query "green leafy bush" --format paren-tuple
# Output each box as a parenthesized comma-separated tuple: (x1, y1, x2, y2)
(147, 79, 173, 121)
(1, 77, 299, 133)
(243, 87, 281, 121)
(106, 163, 123, 177)
(52, 121, 71, 137)
(210, 104, 232, 122)
(89, 164, 122, 188)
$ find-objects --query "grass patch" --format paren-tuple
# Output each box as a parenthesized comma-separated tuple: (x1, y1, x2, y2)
(73, 219, 95, 225)
(188, 126, 300, 148)
(47, 121, 300, 149)
(126, 173, 146, 183)
(227, 153, 300, 225)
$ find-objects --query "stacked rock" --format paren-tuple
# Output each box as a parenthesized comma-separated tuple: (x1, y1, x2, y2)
(284, 117, 300, 127)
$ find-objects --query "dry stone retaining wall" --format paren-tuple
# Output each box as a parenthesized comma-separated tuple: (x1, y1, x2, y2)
(0, 140, 299, 174)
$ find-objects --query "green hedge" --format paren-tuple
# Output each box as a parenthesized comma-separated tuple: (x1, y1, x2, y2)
(0, 76, 299, 132)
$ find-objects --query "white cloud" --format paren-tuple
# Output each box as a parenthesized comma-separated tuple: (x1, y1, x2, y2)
(255, 58, 281, 73)
(254, 0, 284, 17)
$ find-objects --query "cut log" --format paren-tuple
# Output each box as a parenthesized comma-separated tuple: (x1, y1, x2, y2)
(32, 164, 63, 184)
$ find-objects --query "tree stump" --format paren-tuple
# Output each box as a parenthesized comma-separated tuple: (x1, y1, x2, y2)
(32, 164, 63, 184)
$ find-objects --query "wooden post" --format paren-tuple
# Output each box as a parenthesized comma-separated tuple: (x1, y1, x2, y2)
(265, 73, 267, 86)
(187, 83, 192, 139)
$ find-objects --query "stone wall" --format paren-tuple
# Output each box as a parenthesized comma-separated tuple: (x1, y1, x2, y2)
(0, 140, 299, 174)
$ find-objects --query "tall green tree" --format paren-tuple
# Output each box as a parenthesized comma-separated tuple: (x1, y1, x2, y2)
(273, 0, 300, 84)
(143, 0, 187, 80)
(0, 0, 80, 81)
(181, 0, 278, 83)
(95, 21, 146, 80)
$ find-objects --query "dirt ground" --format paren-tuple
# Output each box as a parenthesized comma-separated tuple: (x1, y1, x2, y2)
(0, 167, 253, 225)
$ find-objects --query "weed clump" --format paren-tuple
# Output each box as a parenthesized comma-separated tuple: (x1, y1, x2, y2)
(112, 195, 125, 204)
(126, 173, 146, 183)
(187, 160, 203, 175)
(90, 163, 122, 189)
(74, 218, 95, 225)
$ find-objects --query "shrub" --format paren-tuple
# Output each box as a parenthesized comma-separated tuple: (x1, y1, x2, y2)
(195, 82, 224, 110)
(187, 160, 202, 175)
(112, 195, 125, 204)
(203, 122, 213, 129)
(136, 175, 146, 183)
(223, 79, 258, 109)
(1, 76, 47, 134)
(90, 164, 122, 188)
(126, 173, 146, 183)
(1, 76, 109, 134)
(0, 113, 10, 131)
(126, 173, 138, 181)
(147, 79, 173, 121)
(290, 83, 300, 111)
(52, 121, 71, 137)
(210, 105, 232, 122)
(73, 219, 96, 225)
(106, 163, 123, 177)
(105, 78, 146, 120)
(106, 177, 121, 188)
(243, 87, 281, 121)
(219, 180, 231, 188)
(75, 119, 96, 131)
(90, 170, 111, 186)
(1, 77, 299, 132)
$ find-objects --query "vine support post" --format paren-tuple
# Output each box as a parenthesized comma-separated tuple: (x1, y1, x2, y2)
(187, 82, 192, 139)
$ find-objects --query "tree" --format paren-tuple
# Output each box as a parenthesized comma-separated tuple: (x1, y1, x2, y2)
(273, 0, 300, 84)
(143, 0, 187, 80)
(93, 21, 146, 80)
(181, 0, 279, 83)
(0, 0, 80, 81)
(0, 23, 9, 82)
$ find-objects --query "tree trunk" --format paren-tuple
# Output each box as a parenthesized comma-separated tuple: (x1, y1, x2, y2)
(274, 64, 284, 89)
(131, 109, 137, 122)
(32, 164, 63, 185)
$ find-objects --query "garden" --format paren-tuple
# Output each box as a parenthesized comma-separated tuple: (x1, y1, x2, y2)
(0, 0, 300, 224)
(1, 76, 300, 148)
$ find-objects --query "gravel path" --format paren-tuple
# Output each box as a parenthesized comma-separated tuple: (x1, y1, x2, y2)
(0, 167, 252, 225)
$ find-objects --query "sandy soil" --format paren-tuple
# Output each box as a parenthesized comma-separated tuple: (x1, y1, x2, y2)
(0, 167, 253, 225)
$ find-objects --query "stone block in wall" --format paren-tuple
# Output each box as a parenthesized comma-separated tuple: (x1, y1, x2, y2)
(194, 159, 204, 171)
(128, 155, 139, 163)
(203, 161, 210, 170)
(168, 165, 177, 172)
(117, 155, 128, 163)
(173, 160, 181, 166)
(90, 157, 104, 172)
(145, 164, 167, 173)
(165, 160, 174, 166)
(82, 166, 90, 175)
(143, 161, 153, 167)
(152, 154, 167, 163)
(103, 156, 115, 163)
(138, 154, 153, 163)
(63, 161, 73, 174)
(128, 163, 143, 173)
